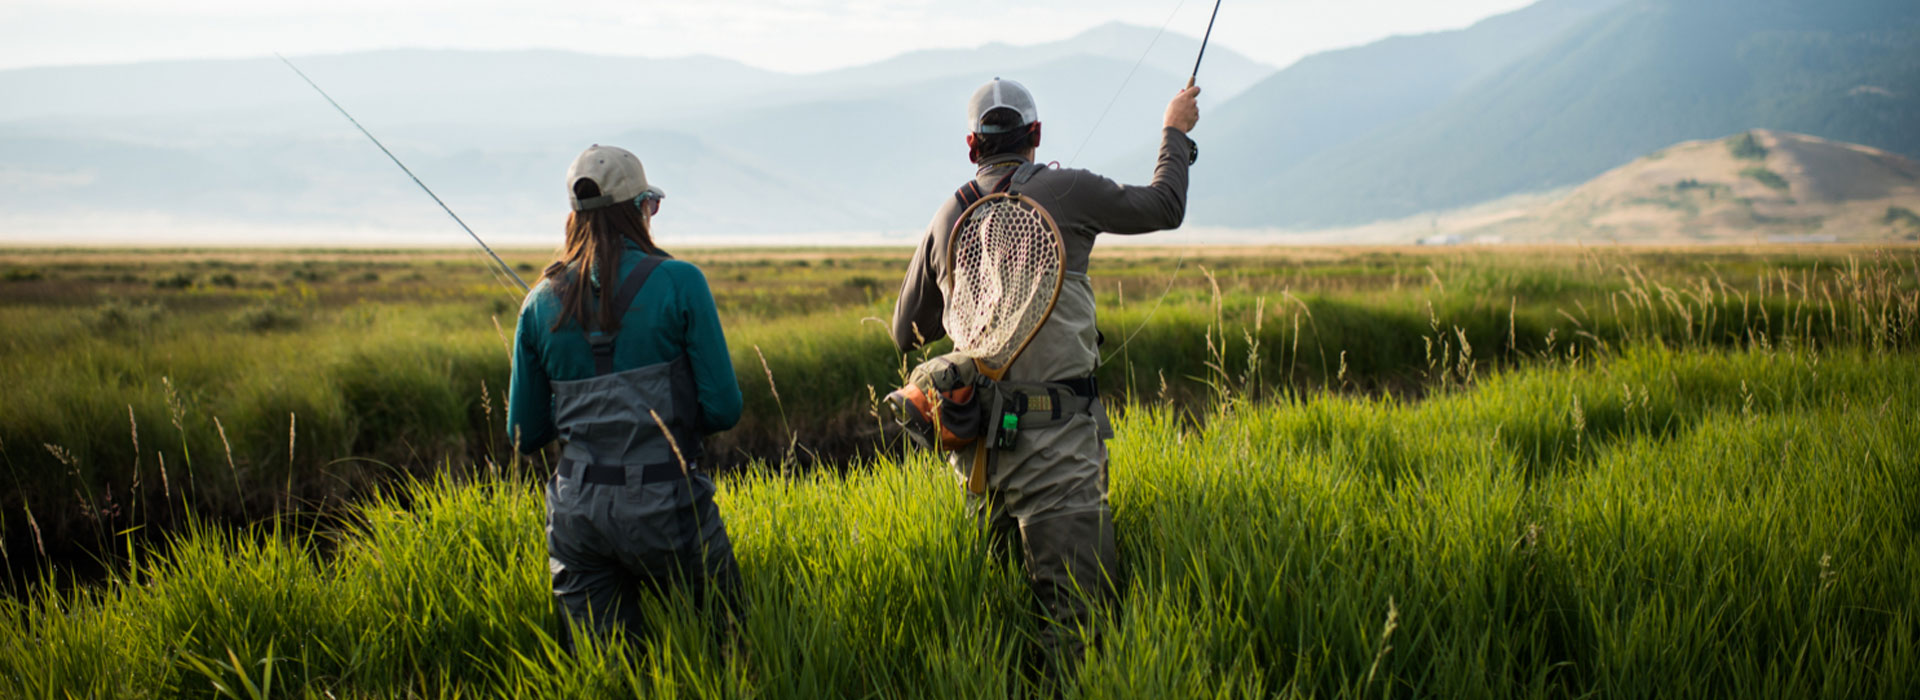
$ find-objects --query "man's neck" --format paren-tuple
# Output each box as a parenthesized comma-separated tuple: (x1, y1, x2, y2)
(976, 151, 1035, 172)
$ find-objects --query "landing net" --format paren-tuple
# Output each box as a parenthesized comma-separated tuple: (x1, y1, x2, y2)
(944, 193, 1065, 373)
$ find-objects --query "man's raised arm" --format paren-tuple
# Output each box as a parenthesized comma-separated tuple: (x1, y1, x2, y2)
(1079, 85, 1201, 235)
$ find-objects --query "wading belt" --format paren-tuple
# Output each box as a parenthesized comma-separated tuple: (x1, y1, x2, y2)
(994, 376, 1100, 429)
(556, 453, 690, 486)
(979, 375, 1100, 452)
(583, 255, 666, 376)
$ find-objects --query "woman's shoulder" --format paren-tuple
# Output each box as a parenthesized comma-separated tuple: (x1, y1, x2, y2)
(652, 257, 710, 287)
(522, 276, 557, 309)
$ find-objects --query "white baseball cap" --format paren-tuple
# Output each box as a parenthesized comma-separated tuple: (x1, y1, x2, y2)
(967, 78, 1039, 134)
(566, 144, 666, 212)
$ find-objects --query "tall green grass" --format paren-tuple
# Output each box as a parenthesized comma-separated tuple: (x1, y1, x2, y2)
(4, 347, 1914, 697)
(4, 248, 1916, 573)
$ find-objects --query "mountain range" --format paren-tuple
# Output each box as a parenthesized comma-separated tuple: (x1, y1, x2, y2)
(1193, 0, 1920, 229)
(1, 0, 1917, 244)
(0, 23, 1271, 244)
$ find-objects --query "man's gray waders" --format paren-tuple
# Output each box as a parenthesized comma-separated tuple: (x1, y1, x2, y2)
(544, 256, 741, 651)
(969, 369, 1119, 670)
(942, 167, 1123, 672)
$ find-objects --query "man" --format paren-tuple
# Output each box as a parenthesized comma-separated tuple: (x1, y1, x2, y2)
(891, 77, 1200, 668)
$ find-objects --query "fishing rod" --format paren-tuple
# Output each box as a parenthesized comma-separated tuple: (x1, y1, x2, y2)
(276, 54, 530, 294)
(1189, 0, 1224, 88)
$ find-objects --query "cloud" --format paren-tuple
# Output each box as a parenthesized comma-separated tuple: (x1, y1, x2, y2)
(0, 167, 96, 188)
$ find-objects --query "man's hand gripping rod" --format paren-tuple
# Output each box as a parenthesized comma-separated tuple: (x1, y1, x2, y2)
(277, 54, 529, 294)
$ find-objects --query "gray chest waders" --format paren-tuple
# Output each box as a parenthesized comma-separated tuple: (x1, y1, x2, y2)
(544, 256, 741, 651)
(549, 255, 704, 478)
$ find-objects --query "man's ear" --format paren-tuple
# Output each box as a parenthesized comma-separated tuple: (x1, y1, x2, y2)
(1030, 123, 1042, 150)
(965, 133, 978, 149)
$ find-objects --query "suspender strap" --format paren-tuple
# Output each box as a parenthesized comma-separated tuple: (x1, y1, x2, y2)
(584, 255, 667, 376)
(608, 256, 664, 319)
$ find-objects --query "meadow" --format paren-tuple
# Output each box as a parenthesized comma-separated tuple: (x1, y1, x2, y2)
(1, 244, 1916, 697)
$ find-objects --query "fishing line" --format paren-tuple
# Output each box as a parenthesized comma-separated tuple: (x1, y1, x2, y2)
(276, 54, 530, 297)
(1098, 0, 1223, 366)
(1066, 0, 1191, 167)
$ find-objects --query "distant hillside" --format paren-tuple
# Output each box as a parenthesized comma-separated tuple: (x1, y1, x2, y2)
(0, 24, 1275, 131)
(1457, 130, 1920, 243)
(1172, 0, 1627, 196)
(805, 22, 1272, 103)
(0, 51, 786, 132)
(0, 25, 1269, 243)
(1194, 0, 1920, 229)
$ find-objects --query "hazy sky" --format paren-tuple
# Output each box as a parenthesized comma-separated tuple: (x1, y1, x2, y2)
(1, 0, 1537, 73)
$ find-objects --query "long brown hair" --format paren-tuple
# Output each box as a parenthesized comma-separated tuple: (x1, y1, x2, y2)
(542, 180, 671, 333)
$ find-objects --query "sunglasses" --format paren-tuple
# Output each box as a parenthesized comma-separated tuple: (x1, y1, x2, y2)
(635, 191, 664, 216)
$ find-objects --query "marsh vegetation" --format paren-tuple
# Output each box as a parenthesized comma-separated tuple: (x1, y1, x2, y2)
(1, 244, 1916, 697)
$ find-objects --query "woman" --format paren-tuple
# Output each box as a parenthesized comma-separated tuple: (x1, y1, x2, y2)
(507, 144, 744, 651)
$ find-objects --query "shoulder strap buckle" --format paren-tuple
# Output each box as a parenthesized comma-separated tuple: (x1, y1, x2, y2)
(581, 255, 668, 376)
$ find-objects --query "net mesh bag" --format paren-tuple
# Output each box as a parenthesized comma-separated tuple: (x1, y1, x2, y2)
(944, 194, 1064, 373)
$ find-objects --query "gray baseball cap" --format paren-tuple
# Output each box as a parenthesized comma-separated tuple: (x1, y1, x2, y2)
(566, 144, 666, 212)
(967, 78, 1039, 134)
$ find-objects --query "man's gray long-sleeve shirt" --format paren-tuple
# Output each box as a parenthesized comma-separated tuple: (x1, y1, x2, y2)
(891, 126, 1196, 372)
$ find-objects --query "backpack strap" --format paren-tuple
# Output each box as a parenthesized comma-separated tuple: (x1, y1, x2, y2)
(1006, 161, 1047, 195)
(953, 180, 985, 209)
(583, 255, 667, 376)
(952, 167, 1023, 211)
